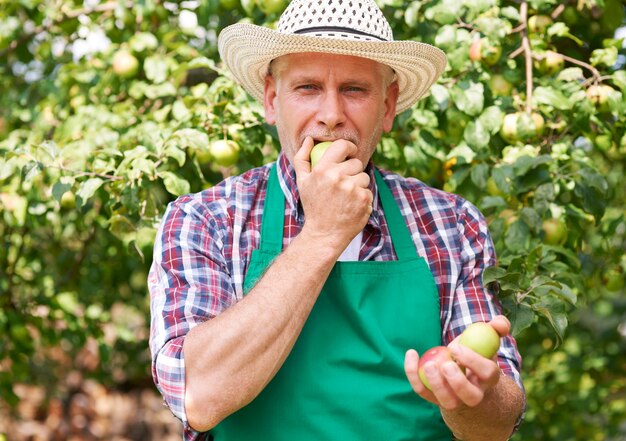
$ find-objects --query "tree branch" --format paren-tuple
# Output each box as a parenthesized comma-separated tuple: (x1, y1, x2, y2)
(520, 2, 534, 113)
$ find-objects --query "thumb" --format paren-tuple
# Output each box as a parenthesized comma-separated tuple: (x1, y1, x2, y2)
(293, 136, 315, 177)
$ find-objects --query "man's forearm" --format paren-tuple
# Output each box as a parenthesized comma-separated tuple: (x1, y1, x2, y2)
(441, 375, 524, 441)
(182, 227, 342, 432)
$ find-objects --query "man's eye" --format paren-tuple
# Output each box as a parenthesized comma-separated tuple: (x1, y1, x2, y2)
(345, 86, 366, 93)
(297, 84, 317, 90)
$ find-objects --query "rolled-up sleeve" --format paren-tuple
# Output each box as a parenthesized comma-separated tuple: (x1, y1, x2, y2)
(148, 195, 236, 427)
(446, 198, 524, 393)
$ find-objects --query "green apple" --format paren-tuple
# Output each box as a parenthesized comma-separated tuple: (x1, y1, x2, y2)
(489, 74, 513, 97)
(257, 0, 287, 14)
(209, 139, 240, 167)
(220, 0, 240, 9)
(60, 191, 76, 209)
(486, 176, 506, 197)
(458, 322, 501, 359)
(528, 15, 552, 33)
(531, 112, 545, 137)
(418, 346, 454, 391)
(603, 266, 625, 292)
(500, 112, 544, 144)
(500, 113, 520, 144)
(542, 217, 568, 246)
(112, 49, 139, 78)
(310, 141, 332, 168)
(469, 38, 502, 66)
(535, 51, 564, 76)
(586, 84, 614, 113)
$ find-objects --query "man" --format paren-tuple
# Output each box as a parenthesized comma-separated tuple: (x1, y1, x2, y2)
(149, 0, 525, 440)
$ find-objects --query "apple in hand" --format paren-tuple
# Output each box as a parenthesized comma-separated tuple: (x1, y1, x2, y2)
(417, 346, 454, 391)
(310, 141, 333, 168)
(458, 322, 501, 359)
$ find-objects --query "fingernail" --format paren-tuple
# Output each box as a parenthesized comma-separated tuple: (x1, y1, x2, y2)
(450, 345, 462, 358)
(442, 362, 458, 377)
(424, 363, 437, 376)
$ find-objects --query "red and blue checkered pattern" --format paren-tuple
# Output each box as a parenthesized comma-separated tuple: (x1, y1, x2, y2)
(148, 153, 523, 440)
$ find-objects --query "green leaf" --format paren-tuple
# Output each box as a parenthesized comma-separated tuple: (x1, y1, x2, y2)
(533, 86, 571, 110)
(429, 84, 450, 111)
(411, 109, 438, 128)
(447, 144, 476, 164)
(424, 0, 462, 25)
(161, 171, 190, 196)
(547, 22, 570, 38)
(464, 120, 490, 149)
(612, 70, 626, 91)
(557, 67, 584, 82)
(470, 162, 489, 188)
(478, 106, 504, 134)
(129, 32, 159, 52)
(144, 55, 169, 84)
(164, 145, 187, 167)
(590, 47, 618, 67)
(76, 178, 104, 205)
(505, 219, 531, 252)
(507, 302, 535, 337)
(451, 81, 484, 116)
(188, 56, 217, 70)
(52, 181, 72, 202)
(482, 266, 507, 286)
(56, 292, 79, 314)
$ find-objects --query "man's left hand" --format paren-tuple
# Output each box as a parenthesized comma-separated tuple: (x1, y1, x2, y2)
(404, 315, 510, 410)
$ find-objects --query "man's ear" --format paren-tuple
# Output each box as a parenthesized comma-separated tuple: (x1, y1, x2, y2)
(382, 81, 399, 132)
(264, 75, 278, 125)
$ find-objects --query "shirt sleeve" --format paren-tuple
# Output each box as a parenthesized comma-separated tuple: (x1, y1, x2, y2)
(444, 198, 525, 395)
(148, 195, 237, 429)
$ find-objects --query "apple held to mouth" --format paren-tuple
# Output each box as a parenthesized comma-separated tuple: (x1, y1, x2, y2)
(418, 346, 454, 391)
(310, 141, 333, 168)
(458, 322, 501, 359)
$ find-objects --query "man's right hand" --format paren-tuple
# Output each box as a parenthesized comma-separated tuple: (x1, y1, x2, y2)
(293, 136, 373, 255)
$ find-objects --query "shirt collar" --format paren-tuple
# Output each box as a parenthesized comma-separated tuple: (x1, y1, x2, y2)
(275, 152, 383, 229)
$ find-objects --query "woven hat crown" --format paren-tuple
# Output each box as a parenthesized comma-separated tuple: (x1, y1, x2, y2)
(277, 0, 393, 42)
(217, 0, 447, 114)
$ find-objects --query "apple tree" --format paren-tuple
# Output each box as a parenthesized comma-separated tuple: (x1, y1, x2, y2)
(0, 0, 625, 438)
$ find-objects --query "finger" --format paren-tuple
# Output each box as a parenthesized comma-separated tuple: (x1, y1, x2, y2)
(332, 157, 366, 176)
(293, 136, 315, 175)
(489, 315, 511, 338)
(440, 361, 485, 407)
(315, 139, 357, 168)
(450, 344, 501, 386)
(422, 361, 462, 410)
(404, 350, 431, 397)
(348, 170, 370, 189)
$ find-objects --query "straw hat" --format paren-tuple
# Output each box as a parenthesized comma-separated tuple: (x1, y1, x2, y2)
(217, 0, 447, 114)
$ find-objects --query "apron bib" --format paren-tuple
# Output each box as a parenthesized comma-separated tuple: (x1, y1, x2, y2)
(210, 165, 452, 440)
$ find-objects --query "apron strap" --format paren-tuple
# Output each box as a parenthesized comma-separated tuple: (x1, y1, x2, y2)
(258, 164, 285, 253)
(374, 169, 418, 261)
(258, 164, 417, 261)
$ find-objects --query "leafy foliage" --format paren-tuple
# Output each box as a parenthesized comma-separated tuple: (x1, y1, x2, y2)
(1, 0, 625, 438)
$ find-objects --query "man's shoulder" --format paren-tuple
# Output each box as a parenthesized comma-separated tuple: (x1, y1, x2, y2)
(166, 163, 273, 219)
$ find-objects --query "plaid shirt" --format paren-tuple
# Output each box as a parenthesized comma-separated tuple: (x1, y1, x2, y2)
(149, 152, 523, 440)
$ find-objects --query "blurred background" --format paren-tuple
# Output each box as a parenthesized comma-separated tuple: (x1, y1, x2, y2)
(1, 0, 625, 439)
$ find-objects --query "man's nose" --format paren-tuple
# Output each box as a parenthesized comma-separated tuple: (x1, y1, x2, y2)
(317, 90, 345, 129)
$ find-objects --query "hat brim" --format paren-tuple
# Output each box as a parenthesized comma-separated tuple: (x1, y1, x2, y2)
(218, 23, 447, 115)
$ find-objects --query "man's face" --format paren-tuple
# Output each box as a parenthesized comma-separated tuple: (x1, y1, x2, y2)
(263, 53, 399, 167)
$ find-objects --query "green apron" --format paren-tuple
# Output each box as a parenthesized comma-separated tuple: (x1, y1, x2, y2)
(210, 164, 452, 440)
